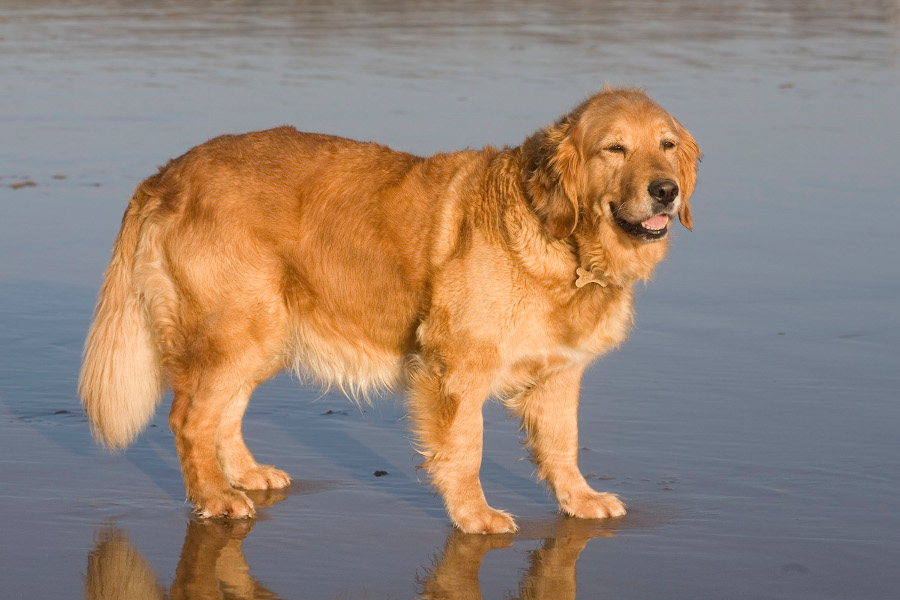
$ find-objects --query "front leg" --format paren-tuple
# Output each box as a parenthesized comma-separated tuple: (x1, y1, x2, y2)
(408, 357, 518, 535)
(508, 366, 626, 520)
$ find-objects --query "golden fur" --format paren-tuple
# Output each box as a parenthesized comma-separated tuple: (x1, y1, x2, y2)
(79, 88, 700, 534)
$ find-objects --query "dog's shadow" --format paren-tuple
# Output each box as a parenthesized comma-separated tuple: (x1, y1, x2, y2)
(84, 492, 632, 599)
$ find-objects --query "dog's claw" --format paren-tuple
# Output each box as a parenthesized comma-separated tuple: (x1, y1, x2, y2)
(452, 507, 518, 535)
(559, 490, 626, 519)
(193, 488, 256, 519)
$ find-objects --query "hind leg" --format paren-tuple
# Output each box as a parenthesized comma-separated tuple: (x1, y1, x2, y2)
(166, 312, 284, 518)
(169, 381, 255, 518)
(217, 384, 291, 491)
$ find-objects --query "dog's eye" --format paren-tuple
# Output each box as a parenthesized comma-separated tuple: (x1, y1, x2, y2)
(661, 140, 677, 150)
(606, 143, 627, 154)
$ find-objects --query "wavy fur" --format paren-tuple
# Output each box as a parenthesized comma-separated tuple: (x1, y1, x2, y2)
(80, 89, 699, 532)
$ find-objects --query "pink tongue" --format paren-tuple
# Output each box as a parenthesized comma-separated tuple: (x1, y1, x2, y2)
(642, 215, 669, 231)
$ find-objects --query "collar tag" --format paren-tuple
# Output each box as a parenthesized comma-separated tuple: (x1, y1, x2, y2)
(575, 267, 608, 288)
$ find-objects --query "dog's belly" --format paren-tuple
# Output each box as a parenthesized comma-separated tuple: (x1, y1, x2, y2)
(278, 252, 422, 398)
(285, 315, 406, 399)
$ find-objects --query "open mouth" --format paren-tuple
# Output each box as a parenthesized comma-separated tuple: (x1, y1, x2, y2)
(612, 206, 671, 241)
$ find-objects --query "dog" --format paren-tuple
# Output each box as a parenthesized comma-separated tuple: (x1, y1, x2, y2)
(79, 88, 700, 534)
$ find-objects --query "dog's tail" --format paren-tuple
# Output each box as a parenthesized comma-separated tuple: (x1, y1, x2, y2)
(79, 193, 164, 450)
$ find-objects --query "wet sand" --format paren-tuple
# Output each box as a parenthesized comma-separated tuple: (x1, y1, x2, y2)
(2, 1, 899, 597)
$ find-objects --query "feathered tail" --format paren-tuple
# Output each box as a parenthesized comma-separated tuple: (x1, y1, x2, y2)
(79, 198, 163, 449)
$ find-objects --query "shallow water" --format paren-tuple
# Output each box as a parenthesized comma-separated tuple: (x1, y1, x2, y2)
(2, 1, 899, 597)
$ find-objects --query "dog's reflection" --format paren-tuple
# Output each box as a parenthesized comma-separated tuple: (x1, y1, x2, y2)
(86, 519, 280, 600)
(419, 517, 618, 599)
(85, 506, 619, 599)
(86, 488, 286, 600)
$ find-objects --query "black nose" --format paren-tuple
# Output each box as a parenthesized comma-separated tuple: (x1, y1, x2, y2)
(648, 179, 679, 205)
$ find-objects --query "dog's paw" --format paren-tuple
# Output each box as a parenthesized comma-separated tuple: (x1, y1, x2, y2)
(559, 490, 626, 519)
(452, 507, 519, 535)
(230, 465, 292, 491)
(193, 487, 256, 519)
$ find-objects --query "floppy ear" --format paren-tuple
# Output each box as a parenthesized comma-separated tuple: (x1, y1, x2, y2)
(522, 121, 584, 240)
(675, 124, 701, 231)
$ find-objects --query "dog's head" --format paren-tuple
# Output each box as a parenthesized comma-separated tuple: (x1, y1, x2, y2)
(523, 89, 701, 243)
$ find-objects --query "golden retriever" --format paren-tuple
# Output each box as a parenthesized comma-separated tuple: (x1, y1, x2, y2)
(79, 88, 700, 534)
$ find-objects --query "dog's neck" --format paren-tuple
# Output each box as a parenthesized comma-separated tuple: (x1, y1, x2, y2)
(570, 217, 669, 289)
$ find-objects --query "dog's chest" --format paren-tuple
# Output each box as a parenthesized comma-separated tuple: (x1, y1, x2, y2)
(497, 284, 634, 375)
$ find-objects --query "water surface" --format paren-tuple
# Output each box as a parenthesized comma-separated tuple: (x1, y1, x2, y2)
(1, 1, 899, 598)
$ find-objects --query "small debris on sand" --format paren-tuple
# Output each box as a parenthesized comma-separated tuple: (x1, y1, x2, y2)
(9, 180, 37, 190)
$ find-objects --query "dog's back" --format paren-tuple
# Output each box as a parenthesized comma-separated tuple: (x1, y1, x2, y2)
(80, 128, 495, 444)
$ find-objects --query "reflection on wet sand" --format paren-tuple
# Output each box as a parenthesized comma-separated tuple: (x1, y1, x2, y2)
(86, 489, 288, 600)
(85, 498, 621, 599)
(86, 529, 166, 600)
(86, 521, 275, 600)
(420, 517, 619, 599)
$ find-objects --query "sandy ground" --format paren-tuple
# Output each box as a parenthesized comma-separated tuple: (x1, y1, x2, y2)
(1, 1, 899, 597)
